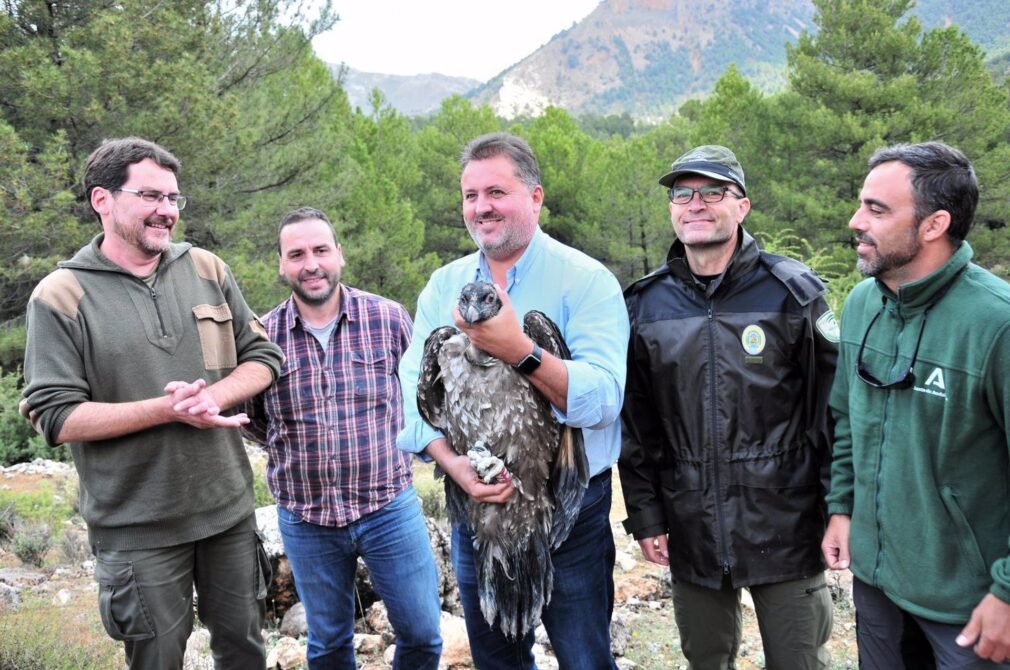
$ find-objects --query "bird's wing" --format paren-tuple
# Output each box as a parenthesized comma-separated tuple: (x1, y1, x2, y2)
(523, 311, 589, 549)
(416, 326, 458, 431)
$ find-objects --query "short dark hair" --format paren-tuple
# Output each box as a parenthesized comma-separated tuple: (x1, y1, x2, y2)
(83, 137, 181, 222)
(460, 132, 541, 191)
(868, 141, 978, 242)
(277, 207, 336, 253)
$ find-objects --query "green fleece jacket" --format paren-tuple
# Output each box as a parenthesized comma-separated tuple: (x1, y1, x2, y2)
(20, 235, 283, 551)
(827, 242, 1010, 623)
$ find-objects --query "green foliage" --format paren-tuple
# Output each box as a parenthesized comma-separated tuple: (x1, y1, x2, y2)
(0, 482, 75, 528)
(0, 368, 65, 466)
(11, 521, 52, 567)
(0, 595, 121, 669)
(412, 463, 446, 520)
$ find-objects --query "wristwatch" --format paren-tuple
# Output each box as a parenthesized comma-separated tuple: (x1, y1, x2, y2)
(513, 343, 542, 375)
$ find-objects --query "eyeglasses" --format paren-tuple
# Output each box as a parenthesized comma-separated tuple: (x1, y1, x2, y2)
(855, 267, 965, 390)
(668, 185, 743, 205)
(114, 188, 187, 210)
(855, 306, 926, 389)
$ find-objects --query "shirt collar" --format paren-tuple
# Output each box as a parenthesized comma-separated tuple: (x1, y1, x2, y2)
(473, 226, 545, 291)
(281, 284, 350, 331)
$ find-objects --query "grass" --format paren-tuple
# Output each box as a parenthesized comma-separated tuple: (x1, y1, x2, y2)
(0, 593, 122, 669)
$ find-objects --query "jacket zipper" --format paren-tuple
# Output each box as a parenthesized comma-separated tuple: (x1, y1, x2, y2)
(872, 301, 902, 587)
(707, 301, 732, 575)
(149, 283, 168, 338)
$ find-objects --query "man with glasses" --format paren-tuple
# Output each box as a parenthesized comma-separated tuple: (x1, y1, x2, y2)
(621, 145, 838, 668)
(20, 137, 283, 669)
(822, 142, 1010, 667)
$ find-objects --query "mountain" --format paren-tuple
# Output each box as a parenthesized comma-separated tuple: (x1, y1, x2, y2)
(326, 0, 1010, 120)
(470, 0, 1010, 119)
(334, 66, 480, 116)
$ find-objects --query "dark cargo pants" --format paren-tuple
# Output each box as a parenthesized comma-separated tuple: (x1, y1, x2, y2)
(93, 514, 269, 670)
(672, 572, 833, 670)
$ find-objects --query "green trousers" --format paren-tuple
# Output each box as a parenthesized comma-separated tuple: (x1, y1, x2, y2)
(672, 572, 833, 670)
(93, 514, 269, 670)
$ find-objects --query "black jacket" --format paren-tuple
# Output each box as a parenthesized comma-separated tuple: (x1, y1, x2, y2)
(619, 229, 837, 588)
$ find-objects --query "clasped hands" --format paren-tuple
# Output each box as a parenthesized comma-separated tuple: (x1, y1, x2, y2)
(163, 378, 249, 428)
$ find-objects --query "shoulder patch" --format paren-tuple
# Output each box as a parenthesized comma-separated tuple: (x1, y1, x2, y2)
(30, 269, 85, 320)
(815, 310, 840, 343)
(189, 247, 228, 284)
(760, 253, 827, 306)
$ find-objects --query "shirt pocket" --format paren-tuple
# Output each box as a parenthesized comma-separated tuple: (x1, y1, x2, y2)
(192, 303, 238, 370)
(348, 348, 391, 400)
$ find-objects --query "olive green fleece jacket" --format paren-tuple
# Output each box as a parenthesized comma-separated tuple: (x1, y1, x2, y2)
(20, 235, 283, 551)
(827, 242, 1010, 623)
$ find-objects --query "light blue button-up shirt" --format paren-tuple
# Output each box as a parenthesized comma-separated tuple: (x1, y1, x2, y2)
(397, 227, 630, 476)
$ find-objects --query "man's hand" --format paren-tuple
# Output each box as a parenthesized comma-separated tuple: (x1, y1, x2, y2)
(639, 535, 669, 566)
(426, 438, 514, 504)
(957, 593, 1010, 661)
(821, 513, 851, 570)
(164, 379, 249, 428)
(454, 285, 530, 365)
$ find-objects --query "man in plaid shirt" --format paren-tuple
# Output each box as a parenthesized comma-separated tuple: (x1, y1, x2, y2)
(243, 207, 442, 669)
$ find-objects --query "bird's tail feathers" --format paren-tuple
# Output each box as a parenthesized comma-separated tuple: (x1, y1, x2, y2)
(477, 532, 553, 640)
(548, 425, 589, 549)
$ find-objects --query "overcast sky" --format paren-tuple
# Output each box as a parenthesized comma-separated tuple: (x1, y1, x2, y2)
(312, 1, 601, 81)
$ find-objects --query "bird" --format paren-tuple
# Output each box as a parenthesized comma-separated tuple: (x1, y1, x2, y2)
(416, 280, 588, 639)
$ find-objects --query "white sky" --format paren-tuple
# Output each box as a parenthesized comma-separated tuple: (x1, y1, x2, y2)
(312, 1, 602, 81)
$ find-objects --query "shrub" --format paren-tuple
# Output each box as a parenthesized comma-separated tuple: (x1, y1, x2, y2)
(12, 522, 53, 568)
(0, 368, 70, 466)
(412, 462, 446, 520)
(0, 595, 121, 669)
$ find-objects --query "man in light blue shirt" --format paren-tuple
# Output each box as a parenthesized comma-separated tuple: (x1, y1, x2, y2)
(398, 132, 628, 669)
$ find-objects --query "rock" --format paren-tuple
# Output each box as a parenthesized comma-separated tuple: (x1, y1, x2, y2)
(741, 587, 755, 612)
(279, 602, 307, 638)
(438, 612, 471, 669)
(182, 628, 213, 670)
(0, 581, 20, 612)
(615, 550, 637, 573)
(616, 658, 639, 669)
(52, 588, 71, 605)
(611, 614, 631, 656)
(354, 633, 385, 655)
(615, 573, 665, 602)
(0, 459, 73, 478)
(365, 600, 395, 644)
(532, 642, 559, 669)
(0, 567, 47, 587)
(267, 636, 306, 669)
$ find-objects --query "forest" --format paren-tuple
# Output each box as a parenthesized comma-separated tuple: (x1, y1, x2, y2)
(2, 0, 1009, 379)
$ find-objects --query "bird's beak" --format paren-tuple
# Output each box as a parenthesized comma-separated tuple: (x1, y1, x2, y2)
(464, 304, 480, 326)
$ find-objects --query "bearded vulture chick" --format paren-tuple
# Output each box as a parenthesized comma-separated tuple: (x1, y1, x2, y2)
(416, 281, 588, 639)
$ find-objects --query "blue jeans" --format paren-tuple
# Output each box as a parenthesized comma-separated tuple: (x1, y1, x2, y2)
(452, 470, 619, 670)
(277, 486, 442, 670)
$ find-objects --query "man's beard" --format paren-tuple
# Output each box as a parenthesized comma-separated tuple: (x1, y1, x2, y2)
(855, 230, 921, 278)
(289, 270, 338, 305)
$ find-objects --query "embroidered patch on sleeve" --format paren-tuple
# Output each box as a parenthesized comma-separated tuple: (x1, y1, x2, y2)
(816, 310, 840, 343)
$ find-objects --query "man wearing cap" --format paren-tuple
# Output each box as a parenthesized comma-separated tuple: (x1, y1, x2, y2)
(619, 145, 839, 668)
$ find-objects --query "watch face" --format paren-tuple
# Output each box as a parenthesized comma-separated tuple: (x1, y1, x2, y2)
(515, 344, 542, 374)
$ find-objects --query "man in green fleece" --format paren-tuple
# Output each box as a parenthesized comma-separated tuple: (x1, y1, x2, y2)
(823, 141, 1010, 667)
(19, 137, 284, 669)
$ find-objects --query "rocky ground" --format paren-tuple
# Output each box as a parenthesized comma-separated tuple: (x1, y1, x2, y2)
(0, 459, 858, 669)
